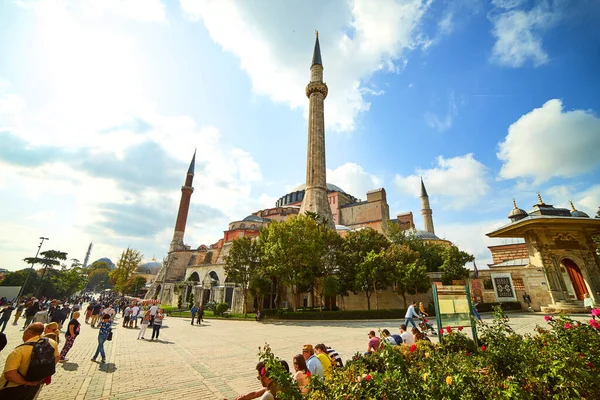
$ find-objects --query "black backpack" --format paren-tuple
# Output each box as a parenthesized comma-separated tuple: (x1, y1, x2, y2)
(19, 338, 56, 381)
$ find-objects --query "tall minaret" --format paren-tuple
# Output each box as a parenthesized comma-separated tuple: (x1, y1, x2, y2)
(170, 150, 196, 251)
(299, 31, 335, 229)
(420, 178, 435, 234)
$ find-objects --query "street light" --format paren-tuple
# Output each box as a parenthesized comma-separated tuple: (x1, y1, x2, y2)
(18, 237, 49, 299)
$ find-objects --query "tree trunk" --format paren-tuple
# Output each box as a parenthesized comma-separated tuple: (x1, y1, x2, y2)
(402, 293, 407, 308)
(242, 288, 247, 315)
(373, 282, 379, 310)
(365, 291, 371, 310)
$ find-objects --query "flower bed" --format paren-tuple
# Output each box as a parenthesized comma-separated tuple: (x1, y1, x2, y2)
(258, 308, 600, 399)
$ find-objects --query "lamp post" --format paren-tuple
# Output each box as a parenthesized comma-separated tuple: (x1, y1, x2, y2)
(18, 237, 49, 299)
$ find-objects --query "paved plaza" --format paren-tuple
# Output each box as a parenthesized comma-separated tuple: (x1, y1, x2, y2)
(0, 311, 590, 400)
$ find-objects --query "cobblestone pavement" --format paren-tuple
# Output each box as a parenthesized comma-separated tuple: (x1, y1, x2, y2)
(0, 310, 590, 400)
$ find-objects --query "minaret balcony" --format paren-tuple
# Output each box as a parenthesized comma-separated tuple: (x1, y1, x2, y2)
(306, 82, 328, 98)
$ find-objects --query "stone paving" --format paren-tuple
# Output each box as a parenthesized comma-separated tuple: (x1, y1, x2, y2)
(0, 310, 591, 400)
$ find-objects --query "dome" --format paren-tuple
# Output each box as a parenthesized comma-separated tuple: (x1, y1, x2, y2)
(569, 201, 589, 218)
(508, 200, 528, 222)
(242, 215, 269, 223)
(407, 228, 441, 241)
(136, 261, 161, 275)
(293, 183, 347, 194)
(335, 224, 351, 231)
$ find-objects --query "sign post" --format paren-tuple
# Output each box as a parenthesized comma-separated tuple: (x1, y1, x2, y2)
(432, 284, 478, 346)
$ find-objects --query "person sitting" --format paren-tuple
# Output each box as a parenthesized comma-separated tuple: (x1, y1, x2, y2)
(381, 329, 400, 345)
(419, 302, 428, 317)
(256, 361, 279, 400)
(231, 360, 288, 400)
(302, 344, 324, 379)
(314, 344, 333, 379)
(365, 330, 381, 355)
(399, 324, 415, 345)
(293, 354, 310, 394)
(326, 346, 344, 368)
(255, 310, 262, 322)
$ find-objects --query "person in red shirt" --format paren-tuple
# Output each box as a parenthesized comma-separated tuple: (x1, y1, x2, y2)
(365, 330, 381, 355)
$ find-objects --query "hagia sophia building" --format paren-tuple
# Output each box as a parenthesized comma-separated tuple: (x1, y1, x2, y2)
(144, 33, 600, 314)
(144, 33, 448, 312)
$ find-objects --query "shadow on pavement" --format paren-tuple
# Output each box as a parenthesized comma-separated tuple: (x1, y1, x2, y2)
(61, 362, 79, 371)
(98, 363, 117, 373)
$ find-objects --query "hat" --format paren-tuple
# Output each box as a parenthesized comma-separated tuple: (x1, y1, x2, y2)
(302, 344, 314, 354)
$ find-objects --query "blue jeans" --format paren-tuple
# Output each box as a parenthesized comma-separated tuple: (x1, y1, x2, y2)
(93, 335, 107, 360)
(405, 317, 418, 329)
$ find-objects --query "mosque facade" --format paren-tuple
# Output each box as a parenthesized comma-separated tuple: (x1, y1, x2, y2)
(145, 34, 447, 312)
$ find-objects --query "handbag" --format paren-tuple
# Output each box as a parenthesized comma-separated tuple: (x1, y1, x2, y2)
(107, 329, 113, 341)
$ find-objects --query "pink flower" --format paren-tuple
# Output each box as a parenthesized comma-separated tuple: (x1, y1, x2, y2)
(410, 344, 417, 353)
(587, 362, 594, 369)
(481, 345, 487, 352)
(564, 323, 573, 329)
(544, 315, 552, 322)
(590, 319, 600, 330)
(458, 326, 464, 331)
(365, 374, 372, 381)
(592, 308, 600, 317)
(446, 326, 452, 333)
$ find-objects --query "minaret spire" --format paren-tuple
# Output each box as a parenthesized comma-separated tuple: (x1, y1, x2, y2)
(300, 33, 334, 228)
(420, 178, 435, 234)
(171, 151, 196, 251)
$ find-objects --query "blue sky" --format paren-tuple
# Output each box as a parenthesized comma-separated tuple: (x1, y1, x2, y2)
(1, 0, 599, 271)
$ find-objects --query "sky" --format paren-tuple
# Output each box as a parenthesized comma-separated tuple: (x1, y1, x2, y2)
(1, 0, 599, 271)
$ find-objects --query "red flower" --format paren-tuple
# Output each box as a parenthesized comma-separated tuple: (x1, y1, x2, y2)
(439, 329, 444, 335)
(544, 315, 552, 322)
(446, 325, 452, 333)
(564, 323, 573, 329)
(458, 326, 464, 331)
(306, 371, 311, 378)
(365, 374, 372, 381)
(410, 344, 417, 352)
(466, 352, 471, 357)
(587, 362, 594, 369)
(481, 345, 487, 352)
(425, 319, 429, 323)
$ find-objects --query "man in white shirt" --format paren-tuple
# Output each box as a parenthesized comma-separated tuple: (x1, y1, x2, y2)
(399, 324, 415, 345)
(404, 301, 420, 329)
(130, 305, 140, 328)
(149, 305, 159, 326)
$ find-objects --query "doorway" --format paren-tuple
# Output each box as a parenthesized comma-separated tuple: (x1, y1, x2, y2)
(563, 258, 589, 300)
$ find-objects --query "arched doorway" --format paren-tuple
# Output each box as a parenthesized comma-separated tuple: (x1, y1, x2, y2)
(563, 258, 588, 300)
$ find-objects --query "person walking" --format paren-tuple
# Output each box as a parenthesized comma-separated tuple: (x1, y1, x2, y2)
(190, 305, 198, 325)
(149, 304, 159, 326)
(85, 303, 93, 324)
(91, 314, 111, 363)
(90, 302, 101, 327)
(137, 310, 151, 340)
(0, 302, 14, 333)
(23, 301, 39, 329)
(33, 306, 49, 324)
(150, 309, 164, 341)
(404, 301, 420, 330)
(130, 304, 140, 328)
(12, 302, 25, 325)
(197, 306, 204, 326)
(59, 312, 81, 362)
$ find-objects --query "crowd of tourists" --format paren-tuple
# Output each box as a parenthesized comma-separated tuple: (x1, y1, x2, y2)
(0, 292, 168, 400)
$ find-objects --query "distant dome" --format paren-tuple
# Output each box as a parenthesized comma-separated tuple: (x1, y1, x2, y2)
(293, 183, 347, 194)
(93, 258, 116, 269)
(335, 225, 351, 231)
(136, 261, 161, 275)
(408, 228, 441, 241)
(242, 215, 269, 223)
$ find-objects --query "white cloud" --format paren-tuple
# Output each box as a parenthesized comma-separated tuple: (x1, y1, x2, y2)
(327, 163, 383, 199)
(497, 99, 600, 183)
(545, 184, 600, 218)
(179, 0, 432, 132)
(489, 1, 561, 67)
(394, 153, 490, 209)
(424, 91, 457, 132)
(82, 0, 167, 23)
(437, 219, 509, 267)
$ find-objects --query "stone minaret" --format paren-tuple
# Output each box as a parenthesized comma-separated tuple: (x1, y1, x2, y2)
(420, 178, 435, 234)
(299, 31, 335, 229)
(170, 150, 196, 251)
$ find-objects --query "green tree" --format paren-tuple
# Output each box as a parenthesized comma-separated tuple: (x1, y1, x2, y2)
(177, 294, 183, 310)
(224, 236, 259, 314)
(387, 224, 445, 272)
(355, 250, 393, 310)
(51, 265, 87, 298)
(124, 276, 146, 296)
(24, 250, 68, 297)
(187, 291, 194, 309)
(0, 269, 40, 295)
(394, 262, 431, 307)
(248, 271, 272, 311)
(87, 268, 112, 291)
(110, 248, 143, 294)
(338, 228, 390, 309)
(440, 245, 474, 284)
(322, 275, 341, 311)
(259, 215, 327, 311)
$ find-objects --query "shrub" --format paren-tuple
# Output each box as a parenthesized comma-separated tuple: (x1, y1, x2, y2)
(215, 302, 229, 316)
(259, 308, 600, 399)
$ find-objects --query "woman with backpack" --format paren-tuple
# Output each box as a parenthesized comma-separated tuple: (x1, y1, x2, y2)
(59, 311, 80, 362)
(91, 314, 111, 363)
